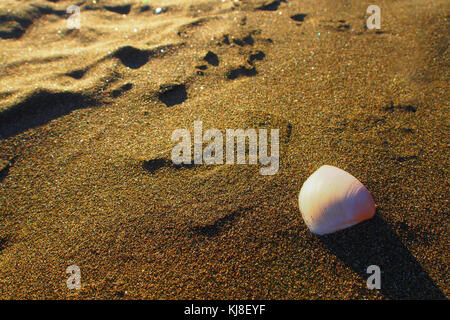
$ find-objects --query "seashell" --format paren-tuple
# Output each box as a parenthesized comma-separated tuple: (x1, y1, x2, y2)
(298, 165, 376, 235)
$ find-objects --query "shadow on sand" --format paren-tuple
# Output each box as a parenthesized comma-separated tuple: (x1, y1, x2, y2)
(320, 214, 446, 299)
(0, 91, 97, 139)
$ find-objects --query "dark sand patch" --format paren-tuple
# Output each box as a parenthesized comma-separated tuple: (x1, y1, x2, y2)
(158, 84, 188, 107)
(0, 91, 97, 139)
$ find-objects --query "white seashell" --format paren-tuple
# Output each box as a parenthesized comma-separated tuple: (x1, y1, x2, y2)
(298, 165, 376, 235)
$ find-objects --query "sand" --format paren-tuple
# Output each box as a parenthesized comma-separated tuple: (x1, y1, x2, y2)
(0, 0, 448, 299)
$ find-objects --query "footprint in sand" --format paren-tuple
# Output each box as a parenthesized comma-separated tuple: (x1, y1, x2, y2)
(142, 158, 194, 174)
(244, 110, 293, 143)
(211, 30, 268, 80)
(195, 65, 208, 76)
(204, 51, 219, 66)
(257, 0, 287, 12)
(226, 50, 266, 80)
(104, 4, 132, 15)
(394, 155, 418, 163)
(0, 4, 66, 39)
(322, 20, 351, 32)
(110, 44, 181, 69)
(0, 91, 97, 139)
(191, 207, 251, 238)
(383, 102, 417, 113)
(66, 69, 87, 80)
(112, 46, 151, 69)
(0, 157, 15, 183)
(0, 236, 10, 253)
(232, 33, 255, 47)
(111, 83, 133, 98)
(290, 14, 307, 23)
(158, 84, 188, 107)
(248, 50, 265, 65)
(226, 66, 258, 80)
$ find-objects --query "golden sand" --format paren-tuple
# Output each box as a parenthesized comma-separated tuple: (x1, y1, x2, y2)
(0, 0, 448, 299)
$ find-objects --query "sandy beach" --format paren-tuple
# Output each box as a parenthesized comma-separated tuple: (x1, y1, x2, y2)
(0, 0, 448, 299)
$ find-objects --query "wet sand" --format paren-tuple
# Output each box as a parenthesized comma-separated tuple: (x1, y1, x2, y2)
(0, 0, 448, 299)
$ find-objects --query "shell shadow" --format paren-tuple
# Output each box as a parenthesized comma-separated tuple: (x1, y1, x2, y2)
(319, 214, 446, 299)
